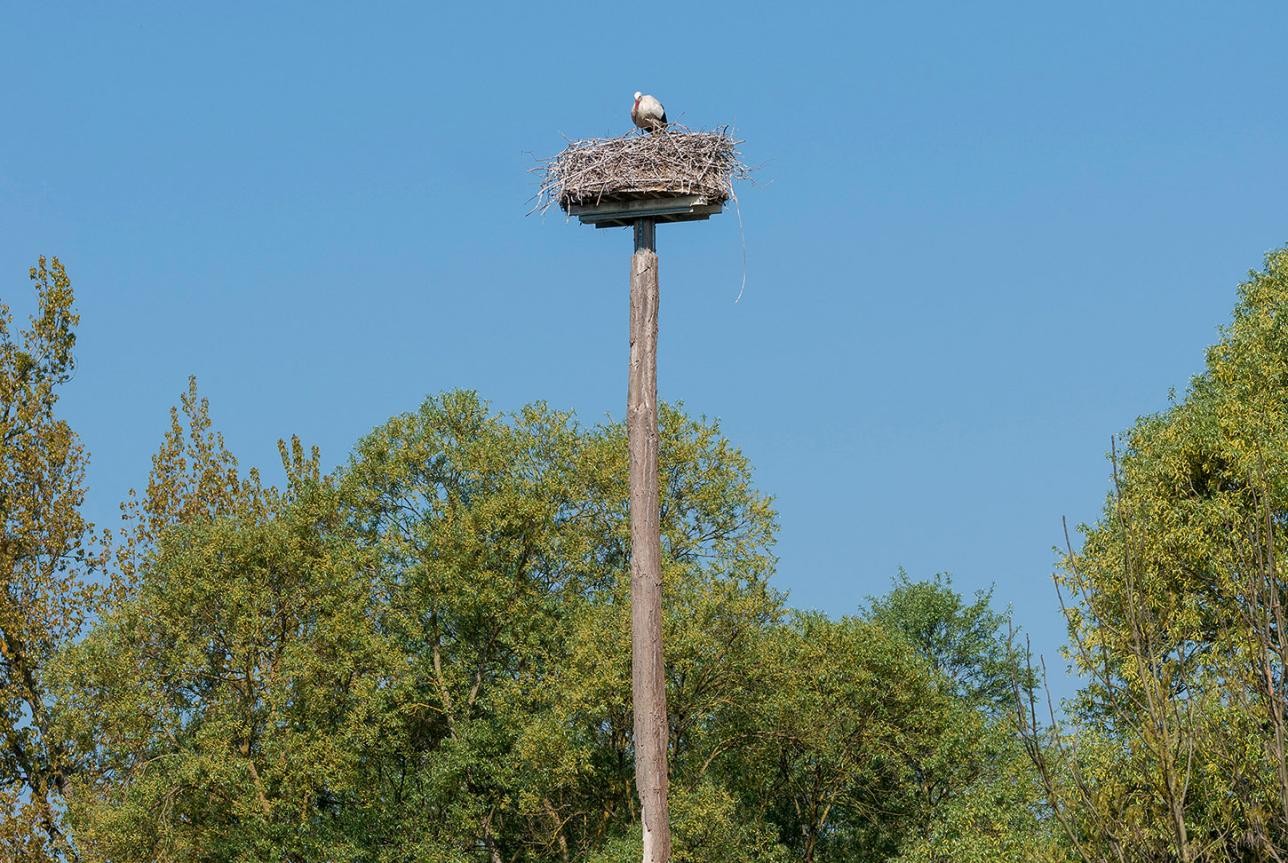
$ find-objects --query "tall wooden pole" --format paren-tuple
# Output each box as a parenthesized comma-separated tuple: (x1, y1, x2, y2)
(628, 217, 670, 863)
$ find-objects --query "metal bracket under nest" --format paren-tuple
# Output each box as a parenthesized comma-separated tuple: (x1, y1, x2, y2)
(568, 195, 724, 229)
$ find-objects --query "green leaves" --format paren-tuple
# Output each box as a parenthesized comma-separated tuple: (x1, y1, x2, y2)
(58, 505, 392, 861)
(55, 391, 796, 861)
(42, 381, 1047, 862)
(0, 257, 97, 862)
(0, 235, 1069, 863)
(1026, 247, 1288, 862)
(865, 571, 1025, 714)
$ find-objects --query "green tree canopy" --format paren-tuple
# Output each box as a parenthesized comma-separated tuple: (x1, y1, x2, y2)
(1029, 247, 1288, 862)
(52, 389, 1049, 863)
(57, 393, 791, 862)
(864, 571, 1022, 714)
(0, 255, 1063, 863)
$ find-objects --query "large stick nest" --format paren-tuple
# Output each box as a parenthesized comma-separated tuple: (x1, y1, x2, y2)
(537, 127, 747, 213)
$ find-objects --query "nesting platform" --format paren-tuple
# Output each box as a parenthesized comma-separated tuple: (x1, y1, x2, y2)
(539, 128, 745, 229)
(570, 194, 723, 229)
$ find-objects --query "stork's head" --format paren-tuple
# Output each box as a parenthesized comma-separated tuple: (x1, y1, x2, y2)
(633, 91, 642, 101)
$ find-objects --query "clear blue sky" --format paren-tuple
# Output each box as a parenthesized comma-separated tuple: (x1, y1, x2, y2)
(4, 3, 1287, 696)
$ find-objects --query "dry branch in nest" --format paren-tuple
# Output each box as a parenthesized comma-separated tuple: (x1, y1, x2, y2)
(537, 127, 747, 213)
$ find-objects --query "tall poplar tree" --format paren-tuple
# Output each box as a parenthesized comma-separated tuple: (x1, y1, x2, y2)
(0, 258, 97, 861)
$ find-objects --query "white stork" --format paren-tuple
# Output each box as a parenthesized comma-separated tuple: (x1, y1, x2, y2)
(631, 91, 667, 133)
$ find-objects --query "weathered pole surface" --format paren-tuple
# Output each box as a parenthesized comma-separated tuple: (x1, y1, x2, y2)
(628, 217, 670, 863)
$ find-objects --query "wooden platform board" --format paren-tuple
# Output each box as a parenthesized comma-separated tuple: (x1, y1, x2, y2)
(568, 195, 724, 229)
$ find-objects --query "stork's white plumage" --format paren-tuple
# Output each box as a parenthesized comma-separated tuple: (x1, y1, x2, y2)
(631, 91, 667, 133)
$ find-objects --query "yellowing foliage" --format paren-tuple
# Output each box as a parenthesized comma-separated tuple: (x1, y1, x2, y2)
(0, 258, 99, 862)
